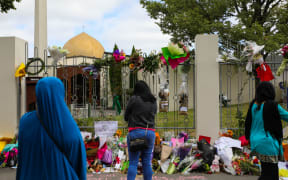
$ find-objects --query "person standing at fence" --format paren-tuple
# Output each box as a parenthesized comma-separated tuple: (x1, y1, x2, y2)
(125, 80, 157, 180)
(16, 77, 86, 180)
(245, 81, 288, 180)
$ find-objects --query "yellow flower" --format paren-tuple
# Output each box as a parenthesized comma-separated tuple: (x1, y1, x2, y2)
(116, 129, 122, 137)
(227, 130, 233, 137)
(129, 63, 135, 69)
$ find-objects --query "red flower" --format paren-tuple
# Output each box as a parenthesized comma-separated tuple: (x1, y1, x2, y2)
(195, 153, 201, 158)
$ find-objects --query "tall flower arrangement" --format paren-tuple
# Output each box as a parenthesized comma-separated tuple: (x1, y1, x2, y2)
(276, 45, 288, 76)
(112, 44, 126, 63)
(128, 46, 143, 71)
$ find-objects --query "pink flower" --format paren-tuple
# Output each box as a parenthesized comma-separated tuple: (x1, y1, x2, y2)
(282, 45, 288, 59)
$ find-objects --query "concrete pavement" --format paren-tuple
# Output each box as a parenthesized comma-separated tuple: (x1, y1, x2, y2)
(0, 168, 258, 180)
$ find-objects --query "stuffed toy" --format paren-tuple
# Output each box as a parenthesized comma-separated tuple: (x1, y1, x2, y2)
(243, 41, 274, 82)
(210, 155, 220, 173)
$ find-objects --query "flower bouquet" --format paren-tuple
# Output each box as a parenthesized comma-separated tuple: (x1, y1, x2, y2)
(160, 42, 190, 69)
(177, 156, 194, 172)
(184, 159, 203, 174)
(48, 46, 69, 65)
(238, 158, 260, 175)
(129, 46, 144, 71)
(113, 44, 126, 63)
(219, 129, 233, 138)
(276, 45, 288, 76)
(216, 52, 239, 63)
(242, 41, 274, 81)
(140, 51, 160, 73)
(166, 156, 180, 174)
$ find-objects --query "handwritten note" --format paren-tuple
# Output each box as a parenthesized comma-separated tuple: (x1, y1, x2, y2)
(94, 121, 118, 137)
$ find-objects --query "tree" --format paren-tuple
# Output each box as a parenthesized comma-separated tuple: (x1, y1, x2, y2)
(140, 0, 288, 57)
(0, 0, 21, 13)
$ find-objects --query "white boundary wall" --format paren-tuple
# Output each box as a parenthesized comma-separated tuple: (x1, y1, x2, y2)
(0, 37, 26, 138)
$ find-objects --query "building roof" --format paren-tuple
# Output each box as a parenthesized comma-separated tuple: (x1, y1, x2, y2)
(63, 32, 105, 58)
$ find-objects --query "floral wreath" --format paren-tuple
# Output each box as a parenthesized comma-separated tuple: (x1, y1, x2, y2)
(25, 57, 45, 75)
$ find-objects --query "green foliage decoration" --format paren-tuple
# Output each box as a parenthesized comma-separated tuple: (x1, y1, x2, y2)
(141, 51, 160, 74)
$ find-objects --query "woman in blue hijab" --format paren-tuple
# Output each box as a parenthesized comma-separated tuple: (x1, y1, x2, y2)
(16, 77, 86, 180)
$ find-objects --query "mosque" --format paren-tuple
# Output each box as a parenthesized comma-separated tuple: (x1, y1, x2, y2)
(26, 32, 108, 113)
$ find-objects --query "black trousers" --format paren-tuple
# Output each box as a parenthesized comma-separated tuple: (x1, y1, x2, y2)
(259, 161, 279, 180)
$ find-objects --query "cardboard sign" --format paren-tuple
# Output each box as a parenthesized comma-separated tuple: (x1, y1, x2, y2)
(94, 121, 118, 137)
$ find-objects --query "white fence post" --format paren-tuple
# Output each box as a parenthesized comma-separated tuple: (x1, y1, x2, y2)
(0, 37, 26, 138)
(195, 34, 219, 143)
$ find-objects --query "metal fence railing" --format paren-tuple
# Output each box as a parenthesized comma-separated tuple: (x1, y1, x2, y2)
(219, 56, 288, 136)
(24, 44, 196, 136)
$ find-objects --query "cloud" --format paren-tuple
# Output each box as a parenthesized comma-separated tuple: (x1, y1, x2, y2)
(0, 0, 171, 56)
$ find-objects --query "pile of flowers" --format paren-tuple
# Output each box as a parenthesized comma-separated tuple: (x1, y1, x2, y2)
(81, 129, 265, 177)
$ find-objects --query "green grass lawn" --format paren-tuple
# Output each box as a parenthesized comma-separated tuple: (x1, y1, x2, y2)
(76, 103, 254, 137)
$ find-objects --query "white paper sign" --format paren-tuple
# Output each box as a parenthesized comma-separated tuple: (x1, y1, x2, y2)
(180, 106, 188, 112)
(94, 121, 118, 137)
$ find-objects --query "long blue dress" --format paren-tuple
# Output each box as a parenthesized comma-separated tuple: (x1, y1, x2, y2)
(16, 77, 86, 180)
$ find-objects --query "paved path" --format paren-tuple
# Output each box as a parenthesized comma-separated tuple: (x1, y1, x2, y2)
(0, 168, 258, 180)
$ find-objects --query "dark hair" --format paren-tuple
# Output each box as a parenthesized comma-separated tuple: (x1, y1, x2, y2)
(133, 80, 156, 103)
(255, 81, 275, 110)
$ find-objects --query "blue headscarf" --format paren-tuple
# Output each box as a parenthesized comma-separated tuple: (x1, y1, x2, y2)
(17, 77, 86, 180)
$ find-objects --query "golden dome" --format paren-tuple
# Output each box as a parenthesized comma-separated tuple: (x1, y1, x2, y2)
(63, 32, 105, 58)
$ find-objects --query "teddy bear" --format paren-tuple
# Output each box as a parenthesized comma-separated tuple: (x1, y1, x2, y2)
(210, 155, 220, 173)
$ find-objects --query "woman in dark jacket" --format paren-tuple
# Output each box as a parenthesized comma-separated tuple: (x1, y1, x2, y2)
(245, 81, 288, 180)
(125, 80, 157, 180)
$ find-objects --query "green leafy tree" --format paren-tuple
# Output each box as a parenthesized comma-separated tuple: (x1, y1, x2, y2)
(140, 0, 288, 57)
(113, 44, 119, 52)
(0, 0, 21, 13)
(109, 44, 122, 98)
(129, 45, 138, 89)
